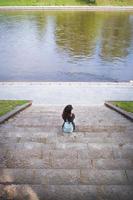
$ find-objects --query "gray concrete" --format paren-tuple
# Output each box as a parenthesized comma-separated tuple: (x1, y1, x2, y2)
(0, 105, 133, 199)
(0, 6, 133, 11)
(0, 82, 133, 105)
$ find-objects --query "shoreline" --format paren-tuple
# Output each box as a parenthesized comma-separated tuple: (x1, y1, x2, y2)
(0, 6, 133, 11)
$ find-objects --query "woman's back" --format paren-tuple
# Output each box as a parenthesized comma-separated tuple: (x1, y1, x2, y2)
(62, 105, 75, 131)
(62, 112, 75, 122)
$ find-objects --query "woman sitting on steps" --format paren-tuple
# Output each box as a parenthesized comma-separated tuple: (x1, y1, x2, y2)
(62, 105, 75, 132)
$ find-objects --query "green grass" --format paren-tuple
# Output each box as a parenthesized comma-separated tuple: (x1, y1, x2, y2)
(112, 101, 133, 113)
(0, 100, 28, 117)
(0, 0, 133, 6)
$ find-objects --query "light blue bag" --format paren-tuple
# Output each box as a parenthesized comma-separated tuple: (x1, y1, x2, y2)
(63, 121, 73, 133)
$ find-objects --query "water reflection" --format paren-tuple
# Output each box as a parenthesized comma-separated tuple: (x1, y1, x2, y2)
(55, 12, 100, 57)
(100, 13, 133, 61)
(0, 11, 133, 81)
(33, 12, 47, 40)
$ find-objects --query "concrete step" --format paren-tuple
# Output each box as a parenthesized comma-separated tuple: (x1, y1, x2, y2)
(0, 130, 133, 143)
(0, 142, 133, 168)
(0, 125, 131, 134)
(1, 105, 132, 128)
(1, 158, 132, 170)
(0, 184, 133, 200)
(0, 169, 132, 185)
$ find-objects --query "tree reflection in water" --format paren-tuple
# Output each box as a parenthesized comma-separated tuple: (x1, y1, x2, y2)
(0, 11, 133, 81)
(100, 12, 133, 61)
(55, 11, 100, 57)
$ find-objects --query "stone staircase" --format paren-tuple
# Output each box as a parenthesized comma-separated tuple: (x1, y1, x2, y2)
(0, 105, 133, 200)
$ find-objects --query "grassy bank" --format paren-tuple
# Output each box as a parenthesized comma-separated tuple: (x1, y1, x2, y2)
(112, 101, 133, 113)
(0, 100, 28, 117)
(0, 0, 133, 6)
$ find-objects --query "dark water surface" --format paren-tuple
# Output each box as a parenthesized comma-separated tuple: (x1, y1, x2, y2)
(0, 11, 133, 81)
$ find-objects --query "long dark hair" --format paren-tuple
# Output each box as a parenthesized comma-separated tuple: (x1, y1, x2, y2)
(62, 105, 73, 122)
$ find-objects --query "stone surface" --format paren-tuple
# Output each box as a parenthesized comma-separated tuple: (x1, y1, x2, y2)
(80, 170, 128, 185)
(0, 82, 133, 105)
(125, 170, 133, 184)
(0, 105, 133, 199)
(0, 6, 133, 11)
(94, 159, 133, 170)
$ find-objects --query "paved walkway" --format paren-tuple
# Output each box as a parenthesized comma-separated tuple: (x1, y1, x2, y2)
(0, 6, 133, 11)
(0, 105, 133, 199)
(0, 82, 133, 105)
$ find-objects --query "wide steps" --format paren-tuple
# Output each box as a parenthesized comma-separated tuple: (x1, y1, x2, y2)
(0, 105, 133, 199)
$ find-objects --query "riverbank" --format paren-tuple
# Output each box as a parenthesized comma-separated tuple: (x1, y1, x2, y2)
(0, 0, 133, 6)
(0, 82, 133, 105)
(0, 6, 133, 11)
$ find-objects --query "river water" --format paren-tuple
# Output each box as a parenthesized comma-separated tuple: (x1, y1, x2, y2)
(0, 10, 133, 81)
